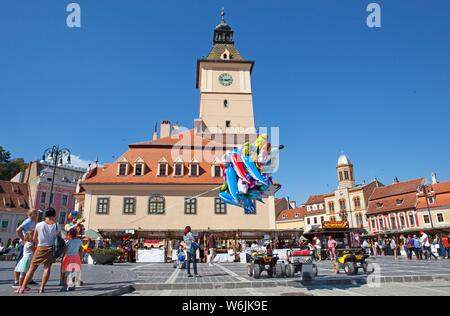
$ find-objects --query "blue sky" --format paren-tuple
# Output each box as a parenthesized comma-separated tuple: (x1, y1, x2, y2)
(1, 0, 450, 204)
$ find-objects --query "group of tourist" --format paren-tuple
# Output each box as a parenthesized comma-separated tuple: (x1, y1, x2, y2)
(361, 231, 450, 260)
(4, 208, 85, 294)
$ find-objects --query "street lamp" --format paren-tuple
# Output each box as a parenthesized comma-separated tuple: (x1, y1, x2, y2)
(41, 146, 71, 208)
(416, 183, 434, 229)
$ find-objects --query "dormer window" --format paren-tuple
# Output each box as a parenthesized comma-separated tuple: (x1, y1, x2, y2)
(157, 157, 169, 176)
(212, 158, 222, 177)
(282, 214, 287, 219)
(117, 157, 129, 176)
(173, 157, 184, 177)
(118, 163, 127, 176)
(396, 199, 403, 206)
(427, 196, 435, 204)
(134, 157, 145, 176)
(295, 213, 299, 218)
(376, 202, 383, 208)
(189, 159, 199, 177)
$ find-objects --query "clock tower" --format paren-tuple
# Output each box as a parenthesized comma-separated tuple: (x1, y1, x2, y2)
(195, 10, 256, 140)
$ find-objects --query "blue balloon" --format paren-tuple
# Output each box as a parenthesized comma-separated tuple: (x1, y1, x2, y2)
(219, 192, 241, 207)
(241, 154, 267, 186)
(225, 166, 240, 203)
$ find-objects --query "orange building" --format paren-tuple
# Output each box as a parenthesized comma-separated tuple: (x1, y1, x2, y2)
(416, 180, 450, 230)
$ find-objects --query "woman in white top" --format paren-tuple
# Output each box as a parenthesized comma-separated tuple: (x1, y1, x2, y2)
(18, 208, 61, 294)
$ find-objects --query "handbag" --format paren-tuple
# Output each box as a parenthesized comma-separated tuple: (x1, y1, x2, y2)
(53, 224, 66, 258)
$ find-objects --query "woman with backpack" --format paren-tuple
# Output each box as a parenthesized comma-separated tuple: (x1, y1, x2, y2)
(18, 208, 62, 294)
(183, 226, 200, 277)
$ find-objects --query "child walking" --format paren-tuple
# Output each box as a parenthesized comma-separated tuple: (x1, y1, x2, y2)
(14, 231, 35, 292)
(61, 228, 83, 292)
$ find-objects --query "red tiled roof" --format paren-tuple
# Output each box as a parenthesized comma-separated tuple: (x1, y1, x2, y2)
(369, 178, 424, 200)
(416, 181, 450, 210)
(82, 131, 228, 185)
(276, 207, 306, 222)
(367, 192, 417, 215)
(0, 180, 30, 213)
(305, 194, 325, 205)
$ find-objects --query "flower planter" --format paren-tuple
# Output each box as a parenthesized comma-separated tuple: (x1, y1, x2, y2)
(89, 253, 117, 265)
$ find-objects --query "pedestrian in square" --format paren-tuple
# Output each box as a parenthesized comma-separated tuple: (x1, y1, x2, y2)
(441, 234, 450, 259)
(183, 226, 199, 277)
(413, 235, 422, 260)
(18, 208, 62, 294)
(406, 235, 414, 260)
(13, 209, 38, 288)
(327, 235, 337, 262)
(13, 231, 35, 292)
(207, 233, 217, 266)
(60, 228, 83, 292)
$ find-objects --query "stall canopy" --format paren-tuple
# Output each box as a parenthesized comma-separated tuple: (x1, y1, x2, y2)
(98, 229, 304, 240)
(84, 229, 103, 240)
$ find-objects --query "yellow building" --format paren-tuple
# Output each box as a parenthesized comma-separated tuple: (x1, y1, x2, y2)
(275, 207, 306, 231)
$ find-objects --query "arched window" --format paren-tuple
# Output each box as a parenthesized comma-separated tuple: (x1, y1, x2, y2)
(339, 199, 346, 211)
(328, 202, 335, 213)
(148, 196, 165, 214)
(353, 197, 361, 209)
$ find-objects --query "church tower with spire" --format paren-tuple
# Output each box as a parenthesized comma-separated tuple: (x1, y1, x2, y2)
(195, 9, 256, 141)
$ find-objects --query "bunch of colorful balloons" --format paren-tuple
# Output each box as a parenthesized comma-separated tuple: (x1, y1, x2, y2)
(64, 210, 85, 239)
(219, 134, 279, 214)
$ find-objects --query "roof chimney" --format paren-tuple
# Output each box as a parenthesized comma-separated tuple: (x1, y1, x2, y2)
(393, 177, 399, 184)
(160, 120, 171, 138)
(172, 121, 180, 135)
(431, 172, 438, 184)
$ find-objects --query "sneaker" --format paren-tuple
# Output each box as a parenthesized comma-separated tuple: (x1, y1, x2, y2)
(195, 274, 201, 277)
(28, 280, 38, 285)
(188, 274, 193, 277)
(12, 282, 19, 288)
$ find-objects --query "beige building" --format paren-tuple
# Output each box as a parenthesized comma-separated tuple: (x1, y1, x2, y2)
(275, 206, 305, 231)
(0, 180, 30, 242)
(303, 154, 383, 232)
(77, 12, 280, 240)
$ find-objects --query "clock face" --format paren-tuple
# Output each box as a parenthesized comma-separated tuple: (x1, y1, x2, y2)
(219, 73, 233, 86)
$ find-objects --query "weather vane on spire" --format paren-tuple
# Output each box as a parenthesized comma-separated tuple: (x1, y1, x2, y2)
(221, 7, 225, 22)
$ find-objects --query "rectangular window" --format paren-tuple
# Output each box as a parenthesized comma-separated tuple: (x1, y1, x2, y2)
(158, 163, 167, 176)
(371, 219, 376, 229)
(123, 198, 136, 215)
(214, 165, 221, 177)
(344, 171, 349, 180)
(379, 218, 384, 229)
(174, 164, 183, 176)
(49, 193, 54, 205)
(40, 192, 47, 204)
(97, 198, 110, 215)
(428, 197, 435, 204)
(400, 216, 405, 227)
(190, 164, 198, 177)
(409, 214, 415, 226)
(437, 213, 444, 223)
(61, 195, 68, 207)
(135, 164, 143, 176)
(184, 198, 197, 214)
(320, 216, 324, 223)
(215, 198, 226, 214)
(1, 219, 9, 232)
(225, 120, 231, 128)
(423, 214, 430, 224)
(118, 164, 127, 176)
(307, 218, 310, 225)
(390, 217, 396, 229)
(313, 217, 317, 224)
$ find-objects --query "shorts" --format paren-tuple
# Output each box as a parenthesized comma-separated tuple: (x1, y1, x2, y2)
(31, 246, 54, 266)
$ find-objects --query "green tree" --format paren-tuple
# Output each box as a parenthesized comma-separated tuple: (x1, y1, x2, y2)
(0, 146, 28, 181)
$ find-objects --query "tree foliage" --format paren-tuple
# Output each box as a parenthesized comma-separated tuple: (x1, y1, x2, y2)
(0, 146, 28, 181)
